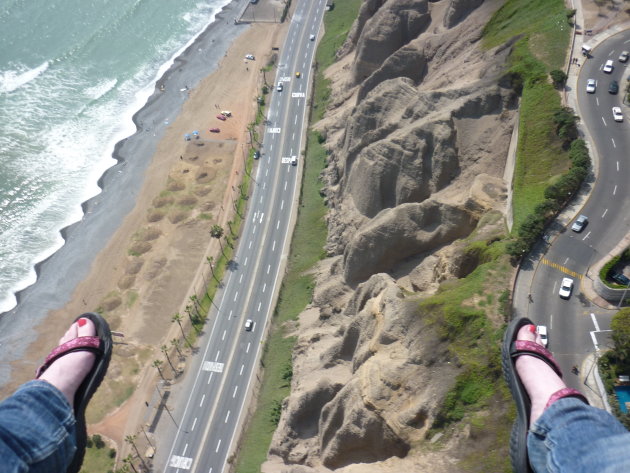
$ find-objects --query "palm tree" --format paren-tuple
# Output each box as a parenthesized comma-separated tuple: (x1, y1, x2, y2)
(122, 455, 137, 473)
(190, 295, 201, 318)
(227, 220, 234, 237)
(160, 345, 176, 373)
(207, 256, 219, 283)
(210, 224, 226, 256)
(172, 313, 191, 347)
(124, 435, 146, 470)
(152, 359, 164, 380)
(184, 305, 200, 334)
(170, 338, 183, 359)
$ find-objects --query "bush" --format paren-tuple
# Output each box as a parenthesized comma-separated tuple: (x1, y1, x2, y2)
(553, 107, 579, 144)
(109, 448, 116, 458)
(600, 255, 622, 283)
(550, 69, 567, 88)
(92, 434, 105, 449)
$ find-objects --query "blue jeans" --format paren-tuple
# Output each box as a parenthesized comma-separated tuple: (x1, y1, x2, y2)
(0, 380, 76, 473)
(528, 397, 630, 472)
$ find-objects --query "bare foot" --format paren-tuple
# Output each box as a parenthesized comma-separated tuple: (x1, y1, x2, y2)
(514, 324, 566, 426)
(39, 318, 97, 408)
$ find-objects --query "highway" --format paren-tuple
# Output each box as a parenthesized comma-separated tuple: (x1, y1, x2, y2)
(527, 30, 630, 390)
(159, 1, 327, 471)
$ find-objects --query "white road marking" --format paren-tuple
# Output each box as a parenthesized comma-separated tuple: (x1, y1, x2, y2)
(233, 386, 238, 398)
(222, 330, 226, 341)
(258, 302, 262, 311)
(234, 291, 238, 301)
(277, 220, 280, 229)
(564, 257, 569, 264)
(183, 444, 188, 456)
(266, 169, 269, 176)
(612, 138, 616, 148)
(263, 283, 267, 293)
(260, 195, 263, 203)
(617, 161, 620, 171)
(263, 182, 266, 190)
(601, 116, 607, 126)
(294, 115, 298, 124)
(281, 200, 284, 210)
(240, 364, 244, 375)
(216, 439, 222, 453)
(246, 342, 251, 353)
(239, 274, 243, 283)
(200, 394, 205, 407)
(596, 97, 599, 106)
(207, 372, 213, 384)
(591, 313, 601, 331)
(582, 231, 591, 241)
(297, 99, 301, 107)
(272, 240, 276, 251)
(228, 309, 233, 319)
(225, 411, 230, 423)
(215, 350, 220, 360)
(191, 417, 198, 431)
(284, 181, 287, 190)
(267, 264, 271, 274)
(244, 256, 248, 266)
(253, 225, 257, 235)
(248, 241, 252, 249)
(602, 208, 608, 218)
(292, 132, 295, 140)
(260, 212, 264, 223)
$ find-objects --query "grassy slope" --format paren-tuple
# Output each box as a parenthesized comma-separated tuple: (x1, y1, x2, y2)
(234, 3, 362, 471)
(483, 0, 572, 228)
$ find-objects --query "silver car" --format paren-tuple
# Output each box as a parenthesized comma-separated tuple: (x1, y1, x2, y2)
(571, 215, 588, 232)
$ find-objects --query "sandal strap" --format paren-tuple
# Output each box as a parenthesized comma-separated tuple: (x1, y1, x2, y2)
(36, 336, 102, 378)
(511, 339, 563, 377)
(545, 387, 589, 409)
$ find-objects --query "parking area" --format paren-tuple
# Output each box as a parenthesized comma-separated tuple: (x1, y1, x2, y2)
(238, 0, 286, 23)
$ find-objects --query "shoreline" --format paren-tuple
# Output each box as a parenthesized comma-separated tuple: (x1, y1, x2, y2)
(0, 0, 257, 393)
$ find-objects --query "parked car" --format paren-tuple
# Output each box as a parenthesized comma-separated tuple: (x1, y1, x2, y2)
(277, 82, 283, 92)
(613, 107, 623, 122)
(571, 214, 588, 232)
(245, 319, 254, 331)
(603, 59, 614, 73)
(220, 110, 232, 117)
(586, 78, 596, 93)
(619, 50, 629, 62)
(253, 150, 260, 159)
(609, 80, 619, 94)
(245, 54, 255, 60)
(537, 325, 549, 347)
(209, 127, 220, 133)
(559, 277, 574, 299)
(612, 273, 630, 286)
(216, 114, 227, 121)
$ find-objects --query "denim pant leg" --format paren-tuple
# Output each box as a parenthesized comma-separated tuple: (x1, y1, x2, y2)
(0, 380, 76, 473)
(528, 397, 630, 473)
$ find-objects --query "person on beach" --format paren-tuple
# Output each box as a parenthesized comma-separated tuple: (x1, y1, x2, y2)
(503, 317, 630, 472)
(0, 313, 112, 473)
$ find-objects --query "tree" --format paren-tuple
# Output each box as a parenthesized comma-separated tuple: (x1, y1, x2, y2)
(161, 345, 176, 373)
(611, 308, 630, 362)
(550, 69, 567, 88)
(172, 313, 191, 347)
(207, 256, 219, 283)
(152, 359, 164, 380)
(210, 224, 226, 256)
(170, 338, 183, 359)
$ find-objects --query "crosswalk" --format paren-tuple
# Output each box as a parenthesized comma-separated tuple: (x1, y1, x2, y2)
(541, 258, 584, 280)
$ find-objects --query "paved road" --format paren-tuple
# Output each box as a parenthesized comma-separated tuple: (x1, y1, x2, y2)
(159, 1, 327, 471)
(528, 30, 630, 391)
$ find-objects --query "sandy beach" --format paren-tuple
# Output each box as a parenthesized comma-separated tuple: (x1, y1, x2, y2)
(0, 0, 289, 456)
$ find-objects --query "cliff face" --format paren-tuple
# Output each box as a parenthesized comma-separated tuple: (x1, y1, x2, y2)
(264, 0, 514, 471)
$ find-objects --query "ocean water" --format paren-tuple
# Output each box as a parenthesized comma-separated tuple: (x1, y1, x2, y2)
(0, 0, 231, 313)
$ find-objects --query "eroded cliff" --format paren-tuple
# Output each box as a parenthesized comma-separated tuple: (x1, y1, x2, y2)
(264, 0, 515, 471)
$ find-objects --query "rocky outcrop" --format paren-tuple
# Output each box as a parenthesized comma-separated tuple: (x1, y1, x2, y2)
(264, 0, 514, 471)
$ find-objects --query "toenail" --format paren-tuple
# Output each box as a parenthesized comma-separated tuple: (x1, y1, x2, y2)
(78, 318, 87, 327)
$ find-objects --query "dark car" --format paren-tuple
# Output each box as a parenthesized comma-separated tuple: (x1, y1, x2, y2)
(612, 273, 630, 286)
(609, 80, 619, 94)
(253, 150, 260, 159)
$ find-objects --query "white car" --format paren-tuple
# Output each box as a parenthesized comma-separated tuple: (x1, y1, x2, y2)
(291, 156, 298, 166)
(245, 319, 254, 331)
(619, 51, 629, 62)
(586, 79, 596, 93)
(309, 34, 316, 41)
(613, 107, 623, 122)
(559, 277, 574, 299)
(245, 54, 255, 60)
(537, 325, 548, 347)
(603, 59, 614, 73)
(571, 214, 588, 232)
(277, 82, 283, 92)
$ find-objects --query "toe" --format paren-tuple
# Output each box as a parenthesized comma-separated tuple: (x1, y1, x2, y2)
(76, 316, 96, 338)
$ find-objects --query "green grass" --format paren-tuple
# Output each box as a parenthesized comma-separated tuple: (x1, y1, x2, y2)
(483, 0, 572, 229)
(80, 445, 115, 473)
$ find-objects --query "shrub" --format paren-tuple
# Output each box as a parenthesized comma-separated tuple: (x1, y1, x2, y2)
(553, 107, 579, 144)
(550, 69, 567, 88)
(92, 434, 105, 449)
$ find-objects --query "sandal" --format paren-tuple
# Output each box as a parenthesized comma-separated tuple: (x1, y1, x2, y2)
(36, 313, 112, 473)
(502, 317, 587, 473)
